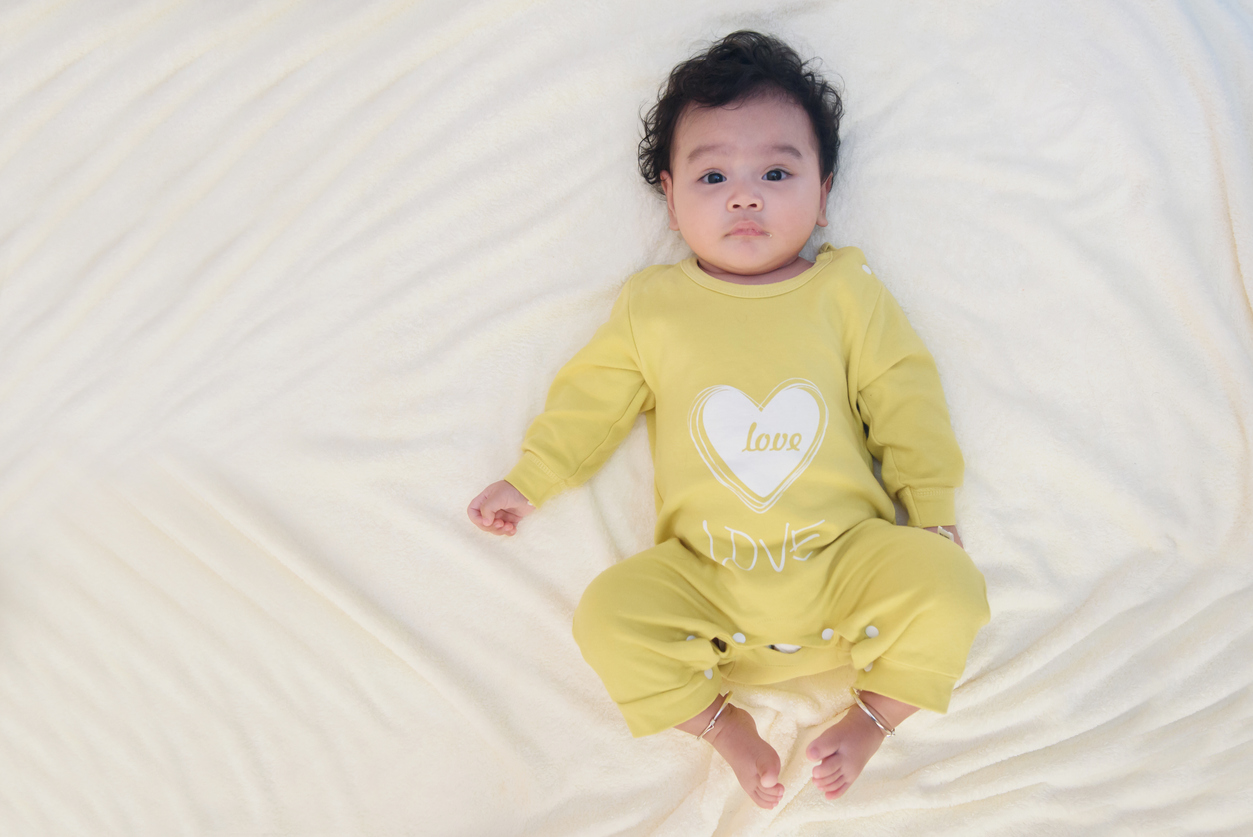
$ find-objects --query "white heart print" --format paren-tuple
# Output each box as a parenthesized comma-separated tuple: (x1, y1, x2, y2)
(688, 378, 829, 512)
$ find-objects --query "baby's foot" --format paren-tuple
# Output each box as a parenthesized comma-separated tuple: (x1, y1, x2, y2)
(805, 705, 886, 800)
(705, 704, 785, 809)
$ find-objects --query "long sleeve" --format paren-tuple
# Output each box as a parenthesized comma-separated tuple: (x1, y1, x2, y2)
(854, 283, 963, 527)
(504, 281, 655, 509)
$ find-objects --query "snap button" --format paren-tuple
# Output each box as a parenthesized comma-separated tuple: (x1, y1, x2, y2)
(821, 628, 834, 641)
(864, 663, 873, 672)
(732, 632, 746, 644)
(865, 625, 879, 638)
(686, 635, 695, 641)
(770, 643, 802, 653)
(862, 264, 872, 274)
(704, 669, 713, 679)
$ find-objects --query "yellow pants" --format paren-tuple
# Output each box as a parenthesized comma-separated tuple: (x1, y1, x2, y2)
(572, 517, 990, 737)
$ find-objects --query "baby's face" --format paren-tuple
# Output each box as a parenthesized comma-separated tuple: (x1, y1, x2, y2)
(660, 94, 832, 278)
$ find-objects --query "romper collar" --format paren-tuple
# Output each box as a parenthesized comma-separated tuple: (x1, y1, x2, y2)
(680, 243, 836, 298)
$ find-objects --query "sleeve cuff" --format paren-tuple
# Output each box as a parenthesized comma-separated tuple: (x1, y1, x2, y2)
(503, 452, 565, 509)
(854, 655, 957, 714)
(897, 486, 956, 528)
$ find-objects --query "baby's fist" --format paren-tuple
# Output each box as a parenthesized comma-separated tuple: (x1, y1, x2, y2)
(467, 480, 535, 536)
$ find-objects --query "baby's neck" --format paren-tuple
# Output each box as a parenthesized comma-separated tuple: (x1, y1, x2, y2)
(697, 255, 814, 285)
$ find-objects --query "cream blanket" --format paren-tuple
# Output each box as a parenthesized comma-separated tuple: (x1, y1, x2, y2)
(2, 1, 1251, 834)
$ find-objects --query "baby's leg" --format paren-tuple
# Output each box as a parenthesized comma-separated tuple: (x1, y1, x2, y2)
(807, 690, 915, 799)
(806, 521, 989, 799)
(572, 539, 783, 809)
(674, 693, 784, 809)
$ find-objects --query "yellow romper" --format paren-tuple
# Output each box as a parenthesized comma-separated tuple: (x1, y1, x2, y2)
(506, 244, 990, 737)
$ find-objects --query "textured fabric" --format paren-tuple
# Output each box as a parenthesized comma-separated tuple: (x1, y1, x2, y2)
(573, 518, 989, 736)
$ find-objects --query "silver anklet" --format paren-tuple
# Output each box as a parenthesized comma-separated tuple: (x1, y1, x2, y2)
(697, 691, 733, 741)
(851, 687, 896, 737)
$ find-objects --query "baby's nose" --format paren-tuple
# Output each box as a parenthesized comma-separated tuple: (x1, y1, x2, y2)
(728, 193, 762, 210)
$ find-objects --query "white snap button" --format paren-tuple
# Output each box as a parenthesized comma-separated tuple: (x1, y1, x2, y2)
(704, 669, 713, 679)
(865, 625, 879, 638)
(686, 635, 695, 641)
(862, 264, 872, 274)
(864, 663, 873, 672)
(732, 632, 746, 644)
(821, 628, 835, 641)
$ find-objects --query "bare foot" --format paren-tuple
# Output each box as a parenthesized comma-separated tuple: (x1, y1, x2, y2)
(805, 704, 886, 800)
(705, 704, 785, 809)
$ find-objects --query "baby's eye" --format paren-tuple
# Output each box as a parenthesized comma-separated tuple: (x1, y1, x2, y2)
(764, 169, 788, 182)
(700, 172, 726, 184)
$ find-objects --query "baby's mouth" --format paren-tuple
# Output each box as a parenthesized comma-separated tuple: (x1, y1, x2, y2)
(728, 224, 768, 237)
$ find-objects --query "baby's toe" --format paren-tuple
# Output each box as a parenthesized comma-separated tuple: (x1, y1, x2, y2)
(811, 756, 842, 780)
(814, 772, 842, 791)
(755, 771, 784, 805)
(805, 740, 832, 761)
(824, 781, 850, 800)
(750, 788, 778, 809)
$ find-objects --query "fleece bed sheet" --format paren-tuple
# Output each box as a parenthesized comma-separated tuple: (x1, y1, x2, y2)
(1, 1, 1252, 835)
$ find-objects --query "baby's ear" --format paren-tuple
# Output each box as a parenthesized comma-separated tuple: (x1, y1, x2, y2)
(816, 172, 834, 227)
(659, 171, 680, 231)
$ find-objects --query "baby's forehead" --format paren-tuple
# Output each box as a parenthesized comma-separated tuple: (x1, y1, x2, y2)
(672, 95, 820, 162)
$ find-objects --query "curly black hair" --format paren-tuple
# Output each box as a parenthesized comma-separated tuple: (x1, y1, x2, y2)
(639, 31, 843, 194)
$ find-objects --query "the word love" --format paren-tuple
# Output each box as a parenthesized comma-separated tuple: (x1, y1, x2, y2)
(701, 517, 826, 573)
(741, 421, 804, 452)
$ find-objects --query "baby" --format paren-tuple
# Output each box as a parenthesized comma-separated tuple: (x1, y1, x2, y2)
(468, 31, 990, 810)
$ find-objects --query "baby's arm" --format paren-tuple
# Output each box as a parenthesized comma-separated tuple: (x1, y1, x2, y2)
(853, 277, 964, 530)
(468, 277, 650, 537)
(467, 479, 535, 537)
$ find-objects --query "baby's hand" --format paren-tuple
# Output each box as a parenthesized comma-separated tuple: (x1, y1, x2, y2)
(467, 480, 535, 536)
